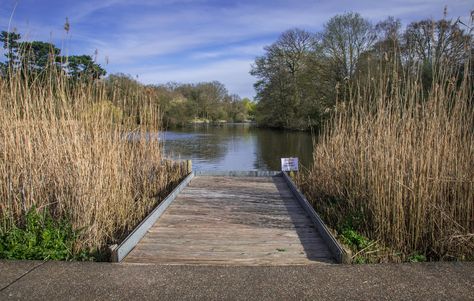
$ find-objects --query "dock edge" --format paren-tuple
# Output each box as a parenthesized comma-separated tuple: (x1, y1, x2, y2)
(194, 170, 280, 177)
(282, 171, 350, 264)
(111, 172, 195, 262)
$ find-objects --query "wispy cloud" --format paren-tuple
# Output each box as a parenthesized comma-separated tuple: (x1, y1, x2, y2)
(190, 43, 268, 60)
(131, 58, 256, 98)
(1, 0, 472, 97)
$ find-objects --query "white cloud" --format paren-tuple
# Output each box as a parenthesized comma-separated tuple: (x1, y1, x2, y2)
(75, 3, 327, 64)
(83, 0, 472, 63)
(129, 58, 256, 98)
(68, 0, 131, 22)
(2, 0, 472, 98)
(190, 43, 267, 60)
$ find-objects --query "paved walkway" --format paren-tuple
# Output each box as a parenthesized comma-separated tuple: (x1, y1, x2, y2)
(1, 260, 473, 300)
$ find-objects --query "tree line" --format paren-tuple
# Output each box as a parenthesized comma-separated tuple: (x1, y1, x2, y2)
(0, 31, 106, 80)
(105, 74, 255, 127)
(0, 31, 255, 127)
(251, 11, 473, 130)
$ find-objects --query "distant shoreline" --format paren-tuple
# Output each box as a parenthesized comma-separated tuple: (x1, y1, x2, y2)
(188, 120, 256, 125)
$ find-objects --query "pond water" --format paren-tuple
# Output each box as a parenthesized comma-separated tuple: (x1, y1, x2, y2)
(161, 124, 314, 171)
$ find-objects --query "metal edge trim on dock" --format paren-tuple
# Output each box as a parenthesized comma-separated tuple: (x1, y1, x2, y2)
(111, 172, 195, 262)
(281, 172, 349, 264)
(194, 170, 281, 177)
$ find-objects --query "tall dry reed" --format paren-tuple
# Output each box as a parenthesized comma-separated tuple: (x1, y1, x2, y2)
(0, 60, 187, 254)
(301, 54, 473, 260)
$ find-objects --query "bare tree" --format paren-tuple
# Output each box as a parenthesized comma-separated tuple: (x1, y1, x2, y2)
(403, 18, 470, 66)
(322, 12, 376, 79)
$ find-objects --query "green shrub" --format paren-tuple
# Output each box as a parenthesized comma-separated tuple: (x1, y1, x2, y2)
(408, 253, 427, 263)
(340, 228, 370, 250)
(0, 207, 90, 260)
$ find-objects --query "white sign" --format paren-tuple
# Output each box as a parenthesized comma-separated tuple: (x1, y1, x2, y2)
(281, 157, 299, 171)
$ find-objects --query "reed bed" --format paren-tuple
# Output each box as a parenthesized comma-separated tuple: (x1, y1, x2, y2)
(0, 64, 187, 256)
(300, 56, 473, 261)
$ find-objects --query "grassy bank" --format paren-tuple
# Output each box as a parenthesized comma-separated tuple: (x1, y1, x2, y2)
(0, 61, 187, 260)
(299, 54, 473, 262)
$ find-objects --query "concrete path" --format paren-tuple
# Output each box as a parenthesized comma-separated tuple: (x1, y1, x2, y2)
(1, 260, 473, 300)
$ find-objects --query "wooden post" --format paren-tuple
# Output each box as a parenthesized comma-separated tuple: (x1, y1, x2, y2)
(186, 160, 192, 174)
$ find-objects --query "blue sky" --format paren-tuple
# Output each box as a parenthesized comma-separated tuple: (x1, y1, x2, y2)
(1, 0, 472, 98)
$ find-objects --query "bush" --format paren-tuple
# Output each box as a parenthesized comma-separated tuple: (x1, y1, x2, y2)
(0, 207, 90, 260)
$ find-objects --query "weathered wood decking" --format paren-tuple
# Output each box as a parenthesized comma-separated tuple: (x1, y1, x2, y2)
(124, 175, 335, 265)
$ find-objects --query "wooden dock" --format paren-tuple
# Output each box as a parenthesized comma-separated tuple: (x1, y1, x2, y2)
(123, 174, 337, 265)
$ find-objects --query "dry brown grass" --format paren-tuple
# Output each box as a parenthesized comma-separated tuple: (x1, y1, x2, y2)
(300, 56, 473, 261)
(0, 65, 187, 254)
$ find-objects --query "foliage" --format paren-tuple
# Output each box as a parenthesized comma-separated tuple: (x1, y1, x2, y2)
(19, 41, 61, 72)
(408, 253, 427, 263)
(0, 46, 188, 258)
(339, 228, 378, 264)
(0, 31, 21, 72)
(251, 28, 323, 130)
(322, 12, 376, 79)
(242, 98, 256, 120)
(300, 18, 473, 262)
(0, 30, 105, 80)
(168, 81, 251, 124)
(340, 228, 370, 250)
(83, 100, 123, 123)
(0, 207, 91, 260)
(65, 55, 106, 80)
(251, 13, 472, 131)
(334, 218, 398, 263)
(0, 33, 250, 128)
(104, 77, 255, 128)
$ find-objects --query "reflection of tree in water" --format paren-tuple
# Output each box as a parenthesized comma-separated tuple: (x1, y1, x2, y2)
(254, 128, 314, 171)
(163, 124, 313, 171)
(164, 124, 253, 162)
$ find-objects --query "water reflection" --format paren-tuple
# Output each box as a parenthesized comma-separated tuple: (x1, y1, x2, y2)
(162, 124, 313, 171)
(253, 129, 313, 170)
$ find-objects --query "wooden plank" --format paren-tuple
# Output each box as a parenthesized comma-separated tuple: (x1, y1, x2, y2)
(123, 257, 334, 266)
(136, 239, 326, 246)
(124, 173, 336, 265)
(126, 251, 333, 260)
(194, 170, 280, 177)
(132, 250, 326, 257)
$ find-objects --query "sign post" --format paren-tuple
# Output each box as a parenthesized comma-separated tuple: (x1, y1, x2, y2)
(281, 157, 298, 177)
